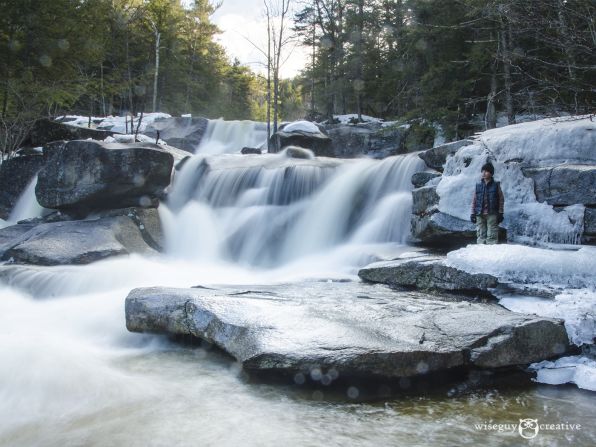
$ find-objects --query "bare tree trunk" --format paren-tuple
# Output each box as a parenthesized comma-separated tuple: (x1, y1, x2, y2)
(100, 63, 106, 116)
(486, 33, 498, 130)
(356, 0, 364, 121)
(499, 29, 514, 125)
(265, 1, 272, 152)
(152, 28, 161, 113)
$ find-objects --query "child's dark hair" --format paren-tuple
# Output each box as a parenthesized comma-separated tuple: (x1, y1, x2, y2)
(481, 162, 495, 175)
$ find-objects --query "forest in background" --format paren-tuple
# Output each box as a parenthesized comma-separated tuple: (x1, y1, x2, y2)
(1, 0, 594, 153)
(295, 0, 595, 138)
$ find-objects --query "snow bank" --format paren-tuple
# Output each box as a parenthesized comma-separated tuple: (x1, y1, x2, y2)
(446, 244, 596, 289)
(283, 120, 321, 134)
(57, 113, 172, 134)
(529, 356, 596, 392)
(437, 116, 595, 244)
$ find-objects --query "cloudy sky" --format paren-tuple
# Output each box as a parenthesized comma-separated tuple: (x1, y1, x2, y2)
(210, 0, 308, 78)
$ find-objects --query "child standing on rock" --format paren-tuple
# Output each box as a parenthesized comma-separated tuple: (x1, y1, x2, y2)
(470, 162, 505, 244)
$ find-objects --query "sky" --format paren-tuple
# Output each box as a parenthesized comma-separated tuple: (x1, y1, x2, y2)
(210, 0, 309, 79)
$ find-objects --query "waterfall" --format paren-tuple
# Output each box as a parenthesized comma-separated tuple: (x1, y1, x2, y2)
(162, 147, 425, 267)
(195, 119, 268, 154)
(7, 175, 44, 224)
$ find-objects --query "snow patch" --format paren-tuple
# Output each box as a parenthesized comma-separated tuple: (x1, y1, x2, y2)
(283, 120, 320, 134)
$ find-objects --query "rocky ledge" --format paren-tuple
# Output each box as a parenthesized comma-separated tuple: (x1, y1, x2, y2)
(0, 207, 162, 265)
(125, 282, 569, 381)
(358, 254, 498, 296)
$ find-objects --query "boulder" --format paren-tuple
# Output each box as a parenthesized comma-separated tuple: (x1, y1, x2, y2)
(522, 164, 596, 206)
(35, 140, 174, 212)
(411, 211, 476, 247)
(144, 116, 209, 153)
(358, 256, 498, 296)
(411, 171, 441, 188)
(324, 123, 409, 158)
(269, 126, 332, 156)
(27, 119, 115, 147)
(418, 139, 473, 171)
(583, 207, 596, 244)
(241, 147, 261, 155)
(411, 185, 439, 215)
(0, 155, 45, 219)
(0, 207, 162, 265)
(125, 282, 569, 380)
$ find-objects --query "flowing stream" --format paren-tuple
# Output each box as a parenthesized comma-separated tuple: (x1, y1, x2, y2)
(0, 120, 594, 446)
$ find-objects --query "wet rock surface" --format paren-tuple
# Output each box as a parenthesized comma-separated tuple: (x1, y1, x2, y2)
(125, 282, 569, 380)
(35, 140, 174, 212)
(0, 207, 161, 265)
(358, 255, 498, 296)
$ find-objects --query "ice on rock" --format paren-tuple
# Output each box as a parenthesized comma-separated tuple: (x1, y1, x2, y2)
(446, 244, 596, 290)
(530, 356, 596, 392)
(436, 116, 594, 244)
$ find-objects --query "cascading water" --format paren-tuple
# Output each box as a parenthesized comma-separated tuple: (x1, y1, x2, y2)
(195, 119, 268, 154)
(161, 148, 424, 268)
(7, 176, 44, 224)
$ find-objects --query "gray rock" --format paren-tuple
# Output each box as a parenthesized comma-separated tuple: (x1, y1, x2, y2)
(522, 164, 596, 206)
(144, 117, 209, 153)
(35, 140, 174, 212)
(411, 211, 476, 246)
(0, 155, 45, 219)
(324, 123, 409, 158)
(412, 185, 439, 215)
(270, 127, 332, 156)
(411, 171, 441, 188)
(418, 140, 474, 171)
(125, 283, 569, 379)
(583, 207, 596, 244)
(27, 119, 116, 147)
(282, 146, 315, 159)
(0, 207, 161, 265)
(358, 256, 498, 295)
(241, 147, 262, 155)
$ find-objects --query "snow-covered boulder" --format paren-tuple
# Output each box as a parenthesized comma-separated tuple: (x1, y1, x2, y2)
(36, 140, 174, 213)
(270, 121, 332, 156)
(28, 119, 115, 147)
(413, 116, 596, 246)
